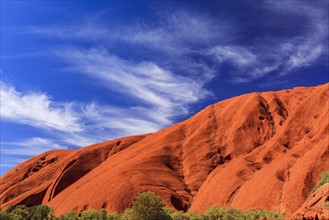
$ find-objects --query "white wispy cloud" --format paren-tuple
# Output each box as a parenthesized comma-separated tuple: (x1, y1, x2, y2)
(284, 43, 323, 70)
(0, 157, 26, 175)
(209, 42, 324, 83)
(205, 1, 327, 82)
(24, 3, 326, 84)
(209, 46, 256, 67)
(1, 137, 68, 156)
(208, 18, 326, 82)
(59, 132, 105, 148)
(24, 10, 228, 57)
(264, 0, 327, 74)
(0, 77, 186, 146)
(0, 82, 82, 132)
(80, 102, 165, 135)
(0, 81, 168, 173)
(57, 47, 212, 122)
(0, 137, 68, 175)
(0, 80, 169, 146)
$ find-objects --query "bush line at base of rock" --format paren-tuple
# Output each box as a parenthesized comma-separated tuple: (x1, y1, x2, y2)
(0, 191, 285, 220)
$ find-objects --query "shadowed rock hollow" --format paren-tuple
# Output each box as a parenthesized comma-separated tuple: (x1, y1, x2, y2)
(1, 83, 328, 217)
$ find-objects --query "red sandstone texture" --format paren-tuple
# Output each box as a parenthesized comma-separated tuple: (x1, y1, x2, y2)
(1, 83, 328, 217)
(289, 183, 329, 220)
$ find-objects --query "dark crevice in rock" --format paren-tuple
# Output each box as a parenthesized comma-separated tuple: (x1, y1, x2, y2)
(276, 170, 287, 182)
(101, 202, 107, 209)
(17, 186, 49, 207)
(302, 171, 314, 199)
(263, 151, 273, 164)
(275, 97, 288, 118)
(104, 152, 109, 160)
(227, 186, 241, 207)
(170, 195, 188, 211)
(259, 95, 276, 137)
(48, 159, 77, 201)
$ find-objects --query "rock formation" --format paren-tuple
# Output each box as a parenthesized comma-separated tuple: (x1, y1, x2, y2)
(1, 83, 328, 217)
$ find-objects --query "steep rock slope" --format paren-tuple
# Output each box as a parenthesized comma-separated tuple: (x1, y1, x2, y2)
(191, 84, 329, 214)
(1, 83, 328, 216)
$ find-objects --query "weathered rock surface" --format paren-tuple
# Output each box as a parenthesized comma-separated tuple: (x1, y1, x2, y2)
(288, 183, 329, 220)
(1, 83, 328, 217)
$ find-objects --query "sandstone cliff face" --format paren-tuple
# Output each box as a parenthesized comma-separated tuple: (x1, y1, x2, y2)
(1, 83, 328, 216)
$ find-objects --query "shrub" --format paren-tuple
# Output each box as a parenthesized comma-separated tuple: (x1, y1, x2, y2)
(99, 209, 107, 220)
(0, 201, 286, 220)
(246, 208, 285, 220)
(200, 206, 226, 219)
(11, 205, 31, 220)
(2, 204, 55, 220)
(164, 207, 175, 216)
(128, 191, 172, 220)
(31, 205, 54, 220)
(171, 211, 199, 220)
(5, 204, 16, 213)
(120, 208, 131, 220)
(57, 210, 79, 220)
(107, 212, 122, 220)
(171, 211, 185, 220)
(80, 208, 106, 220)
(310, 170, 329, 194)
(199, 206, 285, 220)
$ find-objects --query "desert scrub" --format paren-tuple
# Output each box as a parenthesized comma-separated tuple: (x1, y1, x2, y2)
(2, 192, 286, 220)
(199, 206, 285, 220)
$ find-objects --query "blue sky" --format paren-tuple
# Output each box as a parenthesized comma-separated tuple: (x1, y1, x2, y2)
(1, 0, 328, 175)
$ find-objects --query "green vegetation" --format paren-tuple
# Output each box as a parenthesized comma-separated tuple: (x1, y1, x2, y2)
(128, 191, 171, 220)
(57, 210, 79, 220)
(80, 209, 107, 220)
(0, 204, 55, 220)
(310, 170, 329, 195)
(0, 191, 285, 220)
